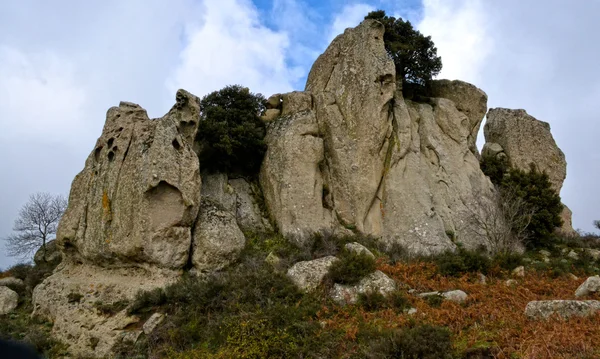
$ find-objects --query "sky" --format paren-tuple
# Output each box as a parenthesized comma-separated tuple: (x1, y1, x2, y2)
(0, 0, 598, 268)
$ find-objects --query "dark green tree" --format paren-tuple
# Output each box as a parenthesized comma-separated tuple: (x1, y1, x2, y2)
(365, 10, 442, 87)
(501, 164, 563, 249)
(195, 85, 267, 175)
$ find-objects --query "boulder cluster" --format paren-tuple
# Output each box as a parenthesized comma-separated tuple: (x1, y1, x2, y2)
(29, 19, 574, 357)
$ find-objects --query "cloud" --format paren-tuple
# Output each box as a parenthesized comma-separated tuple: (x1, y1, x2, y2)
(168, 0, 302, 98)
(327, 3, 375, 44)
(418, 0, 600, 233)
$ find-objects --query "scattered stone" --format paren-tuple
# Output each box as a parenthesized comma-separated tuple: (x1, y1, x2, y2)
(522, 257, 532, 263)
(505, 279, 518, 287)
(406, 308, 418, 315)
(569, 273, 580, 281)
(442, 290, 468, 304)
(418, 290, 467, 303)
(0, 286, 19, 315)
(287, 256, 338, 292)
(567, 250, 579, 260)
(143, 313, 165, 335)
(344, 242, 375, 259)
(512, 266, 525, 278)
(525, 300, 600, 319)
(0, 277, 24, 288)
(478, 273, 487, 285)
(575, 276, 600, 297)
(330, 270, 396, 304)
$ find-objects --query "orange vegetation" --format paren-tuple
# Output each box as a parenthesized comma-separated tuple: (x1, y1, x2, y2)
(319, 261, 600, 359)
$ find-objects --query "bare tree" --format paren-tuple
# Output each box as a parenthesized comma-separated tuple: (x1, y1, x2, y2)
(466, 188, 535, 255)
(594, 220, 600, 232)
(3, 192, 67, 261)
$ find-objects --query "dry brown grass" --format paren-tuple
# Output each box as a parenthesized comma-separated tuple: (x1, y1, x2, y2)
(319, 261, 600, 359)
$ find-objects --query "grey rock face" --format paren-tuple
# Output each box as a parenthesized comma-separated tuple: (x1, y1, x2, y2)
(261, 19, 496, 254)
(330, 270, 396, 304)
(287, 256, 339, 292)
(56, 93, 202, 270)
(0, 286, 18, 314)
(575, 276, 600, 297)
(525, 300, 600, 319)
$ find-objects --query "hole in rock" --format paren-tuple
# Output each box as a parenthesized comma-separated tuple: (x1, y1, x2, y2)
(172, 139, 181, 150)
(94, 147, 103, 162)
(108, 151, 115, 162)
(107, 138, 114, 147)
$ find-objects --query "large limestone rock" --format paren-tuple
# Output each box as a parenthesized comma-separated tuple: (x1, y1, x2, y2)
(0, 286, 18, 314)
(484, 108, 573, 234)
(525, 300, 600, 319)
(57, 91, 202, 270)
(32, 263, 178, 358)
(260, 19, 496, 253)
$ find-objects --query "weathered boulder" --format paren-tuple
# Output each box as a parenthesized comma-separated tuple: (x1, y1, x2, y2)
(287, 256, 338, 292)
(32, 263, 178, 358)
(261, 19, 496, 254)
(344, 242, 375, 259)
(191, 201, 246, 274)
(512, 266, 525, 277)
(0, 286, 18, 314)
(525, 300, 600, 319)
(0, 277, 24, 288)
(143, 312, 165, 335)
(330, 270, 396, 304)
(430, 79, 488, 157)
(575, 276, 600, 297)
(34, 239, 62, 266)
(418, 289, 468, 304)
(484, 108, 573, 234)
(56, 93, 201, 270)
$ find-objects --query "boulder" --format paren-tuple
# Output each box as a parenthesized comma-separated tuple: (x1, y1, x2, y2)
(418, 290, 468, 304)
(330, 270, 396, 304)
(0, 277, 24, 288)
(56, 94, 201, 270)
(32, 263, 178, 358)
(525, 300, 600, 319)
(575, 276, 600, 297)
(512, 266, 525, 277)
(344, 242, 375, 259)
(34, 239, 62, 266)
(143, 312, 165, 335)
(430, 79, 488, 157)
(481, 142, 504, 160)
(261, 109, 281, 122)
(484, 108, 573, 234)
(266, 93, 282, 109)
(192, 201, 246, 274)
(286, 256, 338, 292)
(0, 286, 18, 314)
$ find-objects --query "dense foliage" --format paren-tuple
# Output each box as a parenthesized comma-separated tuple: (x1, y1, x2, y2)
(365, 10, 442, 87)
(481, 155, 564, 250)
(195, 85, 267, 175)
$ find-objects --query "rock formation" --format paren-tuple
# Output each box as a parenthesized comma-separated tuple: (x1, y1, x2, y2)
(483, 108, 575, 234)
(261, 19, 496, 253)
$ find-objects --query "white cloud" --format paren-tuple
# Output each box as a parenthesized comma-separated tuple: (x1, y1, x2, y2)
(327, 3, 375, 44)
(168, 0, 301, 98)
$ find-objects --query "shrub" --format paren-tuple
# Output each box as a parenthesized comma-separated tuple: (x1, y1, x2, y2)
(368, 324, 454, 359)
(434, 247, 491, 277)
(492, 251, 524, 271)
(364, 10, 442, 88)
(357, 290, 411, 312)
(94, 300, 129, 316)
(327, 248, 377, 285)
(195, 85, 267, 175)
(480, 154, 509, 186)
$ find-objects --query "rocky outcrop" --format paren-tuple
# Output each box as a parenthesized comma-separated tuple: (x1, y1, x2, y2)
(0, 286, 18, 314)
(483, 108, 574, 234)
(261, 19, 496, 253)
(575, 276, 600, 297)
(525, 300, 600, 319)
(56, 92, 202, 269)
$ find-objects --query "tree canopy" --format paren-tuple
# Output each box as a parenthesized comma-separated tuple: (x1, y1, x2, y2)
(365, 10, 442, 87)
(195, 85, 267, 175)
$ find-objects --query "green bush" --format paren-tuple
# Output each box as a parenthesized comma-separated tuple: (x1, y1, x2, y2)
(358, 290, 411, 312)
(434, 247, 491, 277)
(327, 248, 377, 285)
(480, 154, 509, 186)
(364, 10, 442, 88)
(492, 251, 524, 271)
(368, 324, 454, 359)
(195, 85, 267, 175)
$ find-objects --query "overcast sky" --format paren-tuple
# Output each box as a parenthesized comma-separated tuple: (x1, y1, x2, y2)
(1, 0, 598, 268)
